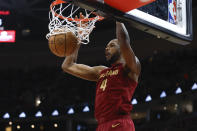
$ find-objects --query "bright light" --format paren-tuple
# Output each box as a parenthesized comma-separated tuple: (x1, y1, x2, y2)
(31, 125, 35, 129)
(164, 106, 167, 110)
(19, 112, 26, 118)
(175, 87, 182, 94)
(0, 30, 16, 43)
(35, 97, 41, 107)
(3, 113, 10, 119)
(0, 10, 10, 15)
(131, 98, 138, 105)
(35, 111, 42, 117)
(83, 106, 90, 112)
(160, 91, 167, 98)
(52, 110, 59, 116)
(54, 123, 58, 128)
(77, 125, 81, 131)
(5, 127, 12, 131)
(9, 121, 12, 125)
(17, 125, 21, 130)
(67, 108, 74, 114)
(191, 83, 197, 90)
(145, 95, 152, 102)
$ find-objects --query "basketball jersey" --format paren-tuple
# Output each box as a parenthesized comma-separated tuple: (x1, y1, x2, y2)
(95, 63, 138, 123)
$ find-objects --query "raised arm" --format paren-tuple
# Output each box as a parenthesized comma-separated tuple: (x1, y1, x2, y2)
(61, 44, 106, 82)
(116, 22, 141, 81)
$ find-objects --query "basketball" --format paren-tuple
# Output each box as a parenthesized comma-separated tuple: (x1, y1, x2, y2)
(48, 32, 78, 57)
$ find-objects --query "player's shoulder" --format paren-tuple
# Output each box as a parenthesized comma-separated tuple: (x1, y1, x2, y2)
(94, 65, 108, 70)
(93, 65, 108, 74)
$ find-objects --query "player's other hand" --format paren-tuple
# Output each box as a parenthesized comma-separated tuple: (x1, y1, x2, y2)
(75, 12, 89, 37)
(75, 12, 88, 28)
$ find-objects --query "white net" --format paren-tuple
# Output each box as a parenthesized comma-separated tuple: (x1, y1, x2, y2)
(46, 1, 103, 44)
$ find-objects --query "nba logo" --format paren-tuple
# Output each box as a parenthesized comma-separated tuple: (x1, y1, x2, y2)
(168, 0, 177, 24)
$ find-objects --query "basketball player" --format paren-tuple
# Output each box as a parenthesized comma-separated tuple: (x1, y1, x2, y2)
(62, 22, 141, 131)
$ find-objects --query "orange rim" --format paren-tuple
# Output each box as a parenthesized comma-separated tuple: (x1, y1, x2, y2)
(50, 0, 104, 22)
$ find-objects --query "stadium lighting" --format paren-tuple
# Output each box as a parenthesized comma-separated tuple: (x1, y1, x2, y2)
(131, 98, 138, 105)
(52, 110, 59, 116)
(17, 125, 21, 130)
(83, 106, 90, 112)
(67, 108, 74, 114)
(54, 123, 58, 128)
(9, 121, 12, 125)
(160, 91, 167, 98)
(3, 113, 10, 119)
(35, 97, 41, 107)
(175, 87, 182, 94)
(19, 112, 26, 118)
(31, 125, 35, 129)
(35, 111, 42, 117)
(77, 125, 82, 131)
(145, 95, 152, 102)
(191, 83, 197, 90)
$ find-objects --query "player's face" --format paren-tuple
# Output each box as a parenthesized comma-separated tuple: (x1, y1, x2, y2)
(105, 39, 120, 62)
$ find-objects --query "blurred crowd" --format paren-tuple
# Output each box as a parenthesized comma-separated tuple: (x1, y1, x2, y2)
(0, 47, 197, 130)
(0, 47, 196, 109)
(136, 112, 197, 131)
(135, 48, 197, 101)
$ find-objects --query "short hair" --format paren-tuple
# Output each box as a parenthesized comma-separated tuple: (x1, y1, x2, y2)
(112, 38, 118, 43)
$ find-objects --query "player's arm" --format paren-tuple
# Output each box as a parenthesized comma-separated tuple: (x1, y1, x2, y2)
(116, 22, 141, 81)
(61, 44, 107, 82)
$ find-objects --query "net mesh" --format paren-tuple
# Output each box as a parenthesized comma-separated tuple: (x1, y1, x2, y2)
(46, 1, 103, 44)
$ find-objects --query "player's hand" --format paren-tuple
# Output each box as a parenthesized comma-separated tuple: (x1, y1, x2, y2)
(75, 12, 88, 28)
(75, 12, 89, 37)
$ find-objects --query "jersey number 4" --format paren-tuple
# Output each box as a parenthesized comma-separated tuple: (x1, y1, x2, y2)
(100, 79, 108, 91)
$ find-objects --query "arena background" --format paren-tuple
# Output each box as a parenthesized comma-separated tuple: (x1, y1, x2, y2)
(0, 0, 197, 131)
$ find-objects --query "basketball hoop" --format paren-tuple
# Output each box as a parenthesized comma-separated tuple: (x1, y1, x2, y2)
(46, 0, 104, 44)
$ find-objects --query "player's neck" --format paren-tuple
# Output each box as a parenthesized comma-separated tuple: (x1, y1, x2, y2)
(112, 58, 124, 65)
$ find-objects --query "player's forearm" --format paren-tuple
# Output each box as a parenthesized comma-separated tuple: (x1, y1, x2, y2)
(116, 22, 139, 74)
(62, 44, 80, 68)
(73, 43, 81, 62)
(116, 22, 130, 45)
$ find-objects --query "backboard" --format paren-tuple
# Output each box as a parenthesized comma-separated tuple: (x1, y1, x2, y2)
(65, 0, 193, 45)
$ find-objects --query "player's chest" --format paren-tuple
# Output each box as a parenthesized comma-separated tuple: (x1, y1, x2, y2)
(96, 68, 124, 93)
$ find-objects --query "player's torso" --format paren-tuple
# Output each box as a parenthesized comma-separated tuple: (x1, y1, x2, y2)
(95, 63, 137, 122)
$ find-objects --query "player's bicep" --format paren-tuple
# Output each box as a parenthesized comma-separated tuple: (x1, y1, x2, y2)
(62, 63, 106, 81)
(116, 22, 139, 75)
